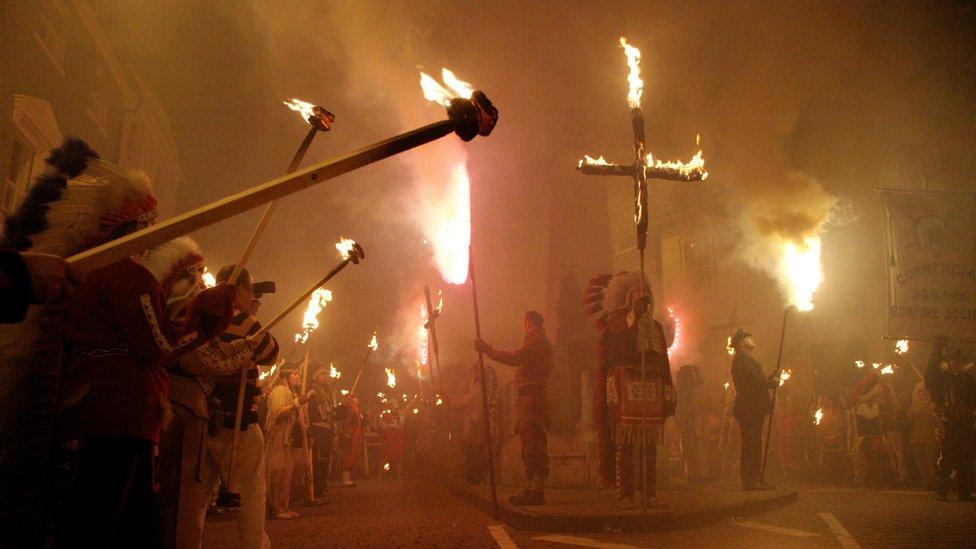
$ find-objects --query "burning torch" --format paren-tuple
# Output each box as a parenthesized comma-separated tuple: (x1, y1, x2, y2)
(349, 332, 380, 395)
(67, 79, 496, 273)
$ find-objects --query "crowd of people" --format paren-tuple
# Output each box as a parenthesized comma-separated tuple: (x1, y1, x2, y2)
(662, 333, 975, 503)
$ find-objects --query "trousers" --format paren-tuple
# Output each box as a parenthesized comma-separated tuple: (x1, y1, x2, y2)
(517, 387, 550, 480)
(737, 414, 765, 486)
(198, 426, 269, 549)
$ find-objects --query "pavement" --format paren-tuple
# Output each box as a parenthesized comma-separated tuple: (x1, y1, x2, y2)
(201, 480, 976, 548)
(450, 481, 797, 532)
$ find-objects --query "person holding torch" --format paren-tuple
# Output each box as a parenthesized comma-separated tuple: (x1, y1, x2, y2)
(730, 329, 778, 491)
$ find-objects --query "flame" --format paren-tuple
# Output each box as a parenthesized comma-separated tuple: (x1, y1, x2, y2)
(329, 363, 341, 379)
(872, 362, 882, 370)
(895, 339, 909, 355)
(781, 236, 823, 312)
(283, 98, 317, 124)
(619, 37, 643, 109)
(412, 408, 419, 414)
(385, 367, 397, 389)
(645, 150, 709, 180)
(377, 392, 385, 398)
(294, 288, 333, 343)
(417, 304, 430, 367)
(666, 307, 681, 357)
(854, 360, 866, 369)
(419, 68, 474, 108)
(814, 407, 824, 426)
(202, 267, 216, 288)
(436, 290, 444, 314)
(726, 336, 735, 356)
(427, 163, 471, 284)
(340, 389, 349, 396)
(368, 332, 379, 351)
(880, 364, 895, 376)
(258, 363, 278, 382)
(436, 397, 443, 406)
(336, 237, 357, 260)
(383, 463, 391, 471)
(778, 368, 792, 387)
(723, 382, 730, 391)
(579, 155, 612, 168)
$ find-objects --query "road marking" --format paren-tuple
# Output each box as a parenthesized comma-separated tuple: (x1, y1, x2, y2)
(734, 521, 820, 538)
(533, 534, 643, 548)
(818, 512, 860, 549)
(489, 524, 519, 549)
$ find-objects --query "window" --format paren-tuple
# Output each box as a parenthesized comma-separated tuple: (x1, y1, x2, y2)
(682, 238, 712, 292)
(2, 139, 36, 215)
(33, 0, 70, 77)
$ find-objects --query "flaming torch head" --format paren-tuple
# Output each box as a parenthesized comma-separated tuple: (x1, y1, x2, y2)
(283, 98, 335, 132)
(385, 367, 396, 389)
(335, 237, 365, 264)
(619, 37, 643, 109)
(419, 68, 497, 141)
(895, 339, 909, 355)
(202, 267, 216, 289)
(783, 236, 823, 312)
(368, 332, 379, 352)
(880, 364, 895, 376)
(295, 288, 333, 343)
(329, 363, 341, 379)
(814, 407, 824, 426)
(778, 368, 792, 387)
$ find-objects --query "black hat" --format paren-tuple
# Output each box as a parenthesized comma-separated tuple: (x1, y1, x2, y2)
(731, 328, 752, 347)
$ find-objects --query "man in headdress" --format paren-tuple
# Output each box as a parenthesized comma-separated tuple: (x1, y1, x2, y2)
(925, 340, 976, 501)
(475, 310, 553, 506)
(730, 329, 777, 491)
(38, 140, 238, 547)
(141, 237, 263, 549)
(586, 272, 675, 508)
(199, 265, 277, 547)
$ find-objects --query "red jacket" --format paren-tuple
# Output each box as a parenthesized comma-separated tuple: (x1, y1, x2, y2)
(62, 258, 233, 443)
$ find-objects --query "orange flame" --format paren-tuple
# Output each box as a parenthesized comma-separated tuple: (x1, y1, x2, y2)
(368, 332, 379, 351)
(814, 407, 824, 426)
(283, 98, 317, 124)
(777, 368, 792, 387)
(619, 37, 643, 109)
(645, 150, 709, 180)
(419, 68, 474, 108)
(895, 340, 909, 355)
(329, 363, 341, 379)
(336, 237, 357, 260)
(385, 367, 397, 388)
(294, 288, 333, 343)
(202, 267, 216, 288)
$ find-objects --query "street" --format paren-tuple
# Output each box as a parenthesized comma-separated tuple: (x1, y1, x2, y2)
(202, 480, 976, 548)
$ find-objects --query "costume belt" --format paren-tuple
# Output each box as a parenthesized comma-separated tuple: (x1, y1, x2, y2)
(72, 344, 134, 360)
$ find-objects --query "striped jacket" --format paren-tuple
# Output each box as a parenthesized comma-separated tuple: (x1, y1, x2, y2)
(212, 310, 279, 427)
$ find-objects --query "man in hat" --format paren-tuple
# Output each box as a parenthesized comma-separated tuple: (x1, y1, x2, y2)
(475, 310, 552, 506)
(730, 329, 778, 491)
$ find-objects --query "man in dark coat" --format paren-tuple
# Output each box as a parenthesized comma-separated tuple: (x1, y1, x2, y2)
(730, 329, 777, 491)
(925, 340, 976, 501)
(475, 310, 552, 505)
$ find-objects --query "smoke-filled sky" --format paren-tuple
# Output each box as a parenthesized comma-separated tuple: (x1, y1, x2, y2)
(89, 1, 975, 389)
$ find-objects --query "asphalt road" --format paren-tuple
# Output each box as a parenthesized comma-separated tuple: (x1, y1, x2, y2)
(203, 481, 976, 548)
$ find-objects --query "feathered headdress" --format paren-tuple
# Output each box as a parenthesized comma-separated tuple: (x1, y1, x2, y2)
(0, 138, 158, 256)
(583, 271, 652, 331)
(139, 236, 205, 307)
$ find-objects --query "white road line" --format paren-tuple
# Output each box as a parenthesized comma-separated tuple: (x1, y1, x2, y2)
(734, 520, 821, 538)
(488, 524, 519, 549)
(818, 512, 861, 549)
(533, 534, 643, 549)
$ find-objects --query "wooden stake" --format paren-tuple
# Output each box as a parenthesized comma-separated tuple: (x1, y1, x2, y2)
(68, 119, 456, 272)
(469, 246, 498, 518)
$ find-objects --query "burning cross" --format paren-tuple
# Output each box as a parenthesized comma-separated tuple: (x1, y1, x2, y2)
(577, 38, 707, 251)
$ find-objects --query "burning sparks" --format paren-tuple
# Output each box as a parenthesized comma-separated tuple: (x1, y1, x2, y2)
(419, 68, 474, 108)
(781, 236, 823, 312)
(202, 267, 216, 288)
(619, 37, 643, 109)
(294, 288, 333, 343)
(368, 332, 379, 352)
(777, 368, 792, 387)
(814, 407, 824, 426)
(329, 363, 341, 379)
(666, 307, 681, 357)
(336, 237, 357, 260)
(385, 368, 397, 389)
(895, 339, 910, 355)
